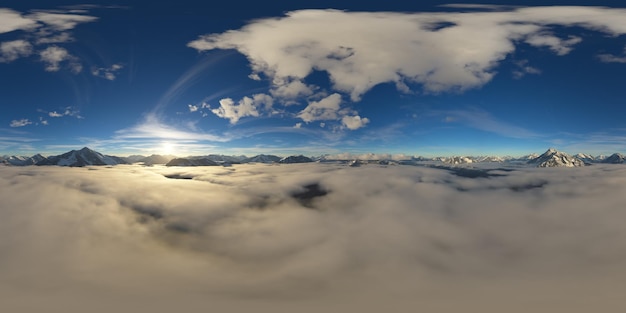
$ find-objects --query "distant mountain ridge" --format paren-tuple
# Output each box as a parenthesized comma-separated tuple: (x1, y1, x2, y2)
(36, 147, 127, 167)
(2, 147, 626, 168)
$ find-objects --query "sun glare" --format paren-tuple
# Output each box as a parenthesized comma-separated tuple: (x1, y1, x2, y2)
(159, 142, 175, 155)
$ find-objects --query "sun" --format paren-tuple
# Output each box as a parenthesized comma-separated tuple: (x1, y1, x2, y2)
(159, 142, 175, 155)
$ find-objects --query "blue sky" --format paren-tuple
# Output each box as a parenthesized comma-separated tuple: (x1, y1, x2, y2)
(2, 1, 626, 157)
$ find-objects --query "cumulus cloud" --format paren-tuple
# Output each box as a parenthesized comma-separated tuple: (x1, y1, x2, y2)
(211, 94, 273, 124)
(1, 163, 626, 312)
(188, 6, 626, 129)
(9, 119, 32, 127)
(341, 115, 370, 130)
(39, 45, 81, 72)
(270, 78, 315, 100)
(298, 93, 342, 122)
(0, 40, 33, 63)
(91, 63, 123, 80)
(189, 7, 626, 100)
(0, 8, 38, 34)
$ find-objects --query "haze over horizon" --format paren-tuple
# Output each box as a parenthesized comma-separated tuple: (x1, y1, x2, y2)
(2, 1, 626, 157)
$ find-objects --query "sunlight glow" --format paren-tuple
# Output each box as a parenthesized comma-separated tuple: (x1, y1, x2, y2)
(159, 142, 175, 155)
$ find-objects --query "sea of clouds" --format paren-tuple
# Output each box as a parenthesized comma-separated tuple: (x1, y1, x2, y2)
(1, 163, 626, 312)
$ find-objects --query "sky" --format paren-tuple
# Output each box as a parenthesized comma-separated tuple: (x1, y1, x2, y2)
(2, 0, 626, 157)
(2, 163, 626, 312)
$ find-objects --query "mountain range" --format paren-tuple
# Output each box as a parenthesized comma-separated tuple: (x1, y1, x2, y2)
(1, 147, 625, 168)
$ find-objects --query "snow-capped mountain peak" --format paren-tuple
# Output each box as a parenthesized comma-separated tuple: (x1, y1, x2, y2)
(37, 147, 126, 167)
(528, 148, 585, 167)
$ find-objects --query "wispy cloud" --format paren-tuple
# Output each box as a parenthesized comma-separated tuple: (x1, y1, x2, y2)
(9, 119, 32, 128)
(552, 130, 626, 155)
(437, 108, 539, 139)
(114, 113, 230, 142)
(91, 63, 123, 80)
(46, 107, 83, 119)
(597, 46, 626, 63)
(0, 7, 101, 72)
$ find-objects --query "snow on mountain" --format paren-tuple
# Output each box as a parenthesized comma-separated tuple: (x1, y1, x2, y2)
(242, 154, 281, 163)
(348, 159, 362, 167)
(278, 155, 313, 164)
(37, 147, 127, 167)
(515, 153, 540, 161)
(574, 153, 597, 164)
(3, 154, 47, 166)
(165, 158, 219, 166)
(199, 154, 246, 163)
(474, 156, 506, 163)
(528, 148, 585, 167)
(601, 153, 625, 164)
(444, 156, 474, 165)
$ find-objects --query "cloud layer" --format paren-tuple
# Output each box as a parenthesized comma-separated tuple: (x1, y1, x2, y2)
(1, 163, 626, 312)
(188, 6, 626, 128)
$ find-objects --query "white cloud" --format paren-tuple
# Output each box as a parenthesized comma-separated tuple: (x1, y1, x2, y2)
(270, 78, 314, 100)
(2, 164, 626, 312)
(298, 93, 342, 122)
(47, 107, 82, 119)
(525, 33, 582, 55)
(39, 45, 81, 72)
(341, 115, 370, 130)
(0, 40, 33, 63)
(0, 8, 38, 34)
(293, 122, 302, 129)
(92, 63, 124, 80)
(27, 11, 98, 31)
(211, 94, 273, 124)
(9, 119, 32, 127)
(188, 104, 199, 112)
(188, 5, 626, 125)
(0, 8, 98, 71)
(598, 46, 626, 63)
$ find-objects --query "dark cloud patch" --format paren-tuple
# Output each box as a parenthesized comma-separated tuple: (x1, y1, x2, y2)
(164, 173, 194, 180)
(290, 183, 329, 208)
